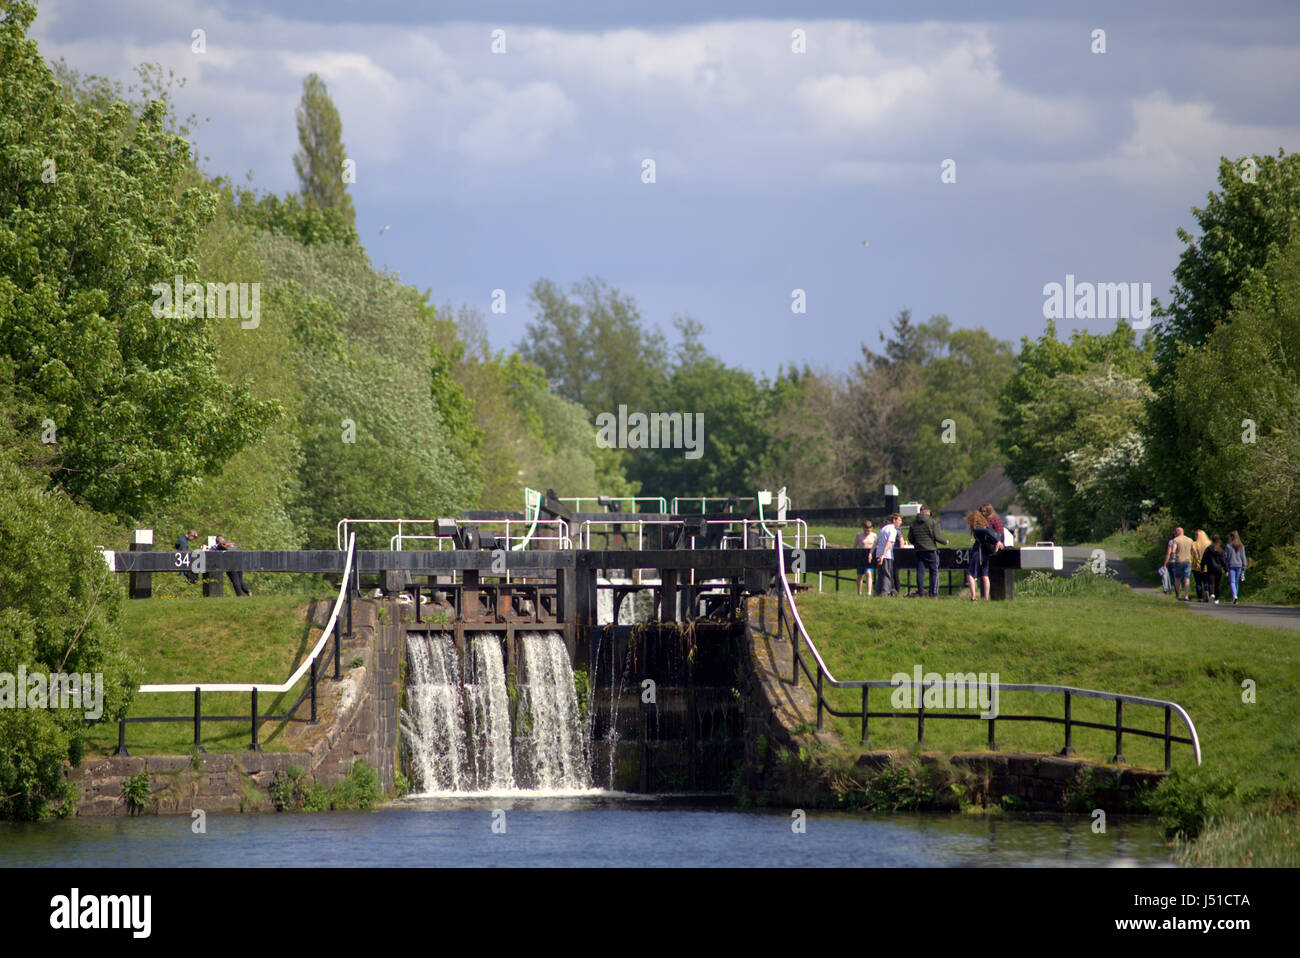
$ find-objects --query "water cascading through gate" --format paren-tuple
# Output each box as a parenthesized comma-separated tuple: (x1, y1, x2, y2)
(514, 632, 589, 790)
(402, 631, 589, 794)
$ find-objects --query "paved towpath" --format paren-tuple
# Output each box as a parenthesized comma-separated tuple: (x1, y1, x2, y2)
(1057, 545, 1300, 633)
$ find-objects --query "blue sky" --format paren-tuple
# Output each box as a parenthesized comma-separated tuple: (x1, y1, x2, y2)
(32, 1, 1300, 376)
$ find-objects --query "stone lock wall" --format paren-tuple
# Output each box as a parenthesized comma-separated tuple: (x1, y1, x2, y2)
(67, 597, 403, 817)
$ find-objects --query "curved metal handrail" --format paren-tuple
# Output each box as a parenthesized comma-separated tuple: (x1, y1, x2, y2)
(773, 531, 1202, 764)
(137, 533, 357, 695)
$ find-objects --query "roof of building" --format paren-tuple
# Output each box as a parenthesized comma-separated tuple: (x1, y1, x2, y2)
(940, 466, 1018, 514)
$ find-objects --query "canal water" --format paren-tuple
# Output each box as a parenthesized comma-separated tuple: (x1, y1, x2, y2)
(0, 796, 1173, 867)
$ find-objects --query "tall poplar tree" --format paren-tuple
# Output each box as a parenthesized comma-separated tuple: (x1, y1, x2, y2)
(292, 73, 356, 226)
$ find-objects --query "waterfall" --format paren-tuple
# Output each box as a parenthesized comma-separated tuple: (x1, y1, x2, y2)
(515, 632, 590, 790)
(401, 634, 469, 793)
(466, 635, 515, 790)
(403, 631, 589, 794)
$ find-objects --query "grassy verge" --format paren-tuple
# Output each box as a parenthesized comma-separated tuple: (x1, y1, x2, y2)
(84, 595, 325, 755)
(1175, 812, 1300, 867)
(795, 582, 1297, 789)
(789, 579, 1300, 862)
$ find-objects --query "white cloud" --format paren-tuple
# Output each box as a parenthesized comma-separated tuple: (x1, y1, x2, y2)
(27, 5, 1300, 198)
(456, 81, 578, 165)
(1088, 91, 1293, 187)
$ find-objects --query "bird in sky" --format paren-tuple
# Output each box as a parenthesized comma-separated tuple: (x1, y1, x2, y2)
(379, 225, 391, 236)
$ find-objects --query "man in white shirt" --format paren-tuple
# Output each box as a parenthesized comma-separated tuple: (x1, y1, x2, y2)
(873, 514, 902, 596)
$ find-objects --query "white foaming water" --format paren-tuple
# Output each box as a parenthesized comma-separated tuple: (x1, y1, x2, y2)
(466, 635, 515, 790)
(401, 634, 468, 793)
(517, 632, 590, 790)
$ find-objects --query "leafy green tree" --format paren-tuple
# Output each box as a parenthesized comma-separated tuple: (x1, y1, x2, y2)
(256, 235, 476, 547)
(236, 189, 358, 247)
(519, 277, 668, 416)
(293, 73, 356, 226)
(897, 320, 1014, 505)
(1007, 364, 1153, 540)
(1000, 322, 1154, 539)
(1148, 150, 1300, 506)
(756, 365, 854, 508)
(627, 318, 768, 498)
(0, 0, 273, 517)
(0, 369, 137, 819)
(1169, 232, 1300, 593)
(147, 200, 310, 594)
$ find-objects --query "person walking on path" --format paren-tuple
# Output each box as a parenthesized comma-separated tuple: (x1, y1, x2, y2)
(908, 505, 948, 598)
(1201, 534, 1228, 605)
(965, 510, 1003, 601)
(214, 536, 252, 597)
(1225, 531, 1248, 605)
(853, 520, 877, 596)
(874, 513, 901, 596)
(1191, 528, 1212, 602)
(175, 528, 200, 584)
(1167, 527, 1195, 601)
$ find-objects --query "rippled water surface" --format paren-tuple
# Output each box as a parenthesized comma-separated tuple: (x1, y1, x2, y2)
(0, 796, 1174, 867)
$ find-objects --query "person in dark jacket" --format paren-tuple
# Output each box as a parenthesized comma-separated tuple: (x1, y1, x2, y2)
(1201, 534, 1228, 605)
(175, 528, 199, 584)
(908, 506, 948, 598)
(214, 536, 252, 596)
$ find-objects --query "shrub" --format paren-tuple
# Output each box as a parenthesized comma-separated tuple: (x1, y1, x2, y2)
(122, 772, 150, 815)
(1147, 765, 1237, 839)
(1018, 566, 1128, 597)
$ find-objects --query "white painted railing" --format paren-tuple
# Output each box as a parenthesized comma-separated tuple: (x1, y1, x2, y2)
(137, 533, 357, 695)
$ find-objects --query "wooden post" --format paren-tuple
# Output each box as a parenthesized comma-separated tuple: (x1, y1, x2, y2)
(129, 529, 152, 599)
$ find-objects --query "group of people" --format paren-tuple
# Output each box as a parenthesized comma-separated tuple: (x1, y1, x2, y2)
(175, 528, 252, 596)
(1163, 526, 1248, 605)
(853, 502, 1014, 601)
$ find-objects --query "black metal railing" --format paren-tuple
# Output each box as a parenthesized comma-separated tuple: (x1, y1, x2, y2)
(112, 534, 358, 755)
(773, 533, 1202, 770)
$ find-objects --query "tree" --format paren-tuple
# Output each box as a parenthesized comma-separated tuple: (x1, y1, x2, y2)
(627, 323, 768, 498)
(292, 73, 356, 226)
(518, 277, 667, 416)
(1169, 231, 1300, 593)
(1007, 364, 1153, 540)
(999, 322, 1154, 540)
(896, 321, 1014, 505)
(256, 235, 476, 547)
(1147, 150, 1300, 507)
(756, 365, 857, 508)
(0, 369, 137, 819)
(0, 0, 273, 517)
(236, 189, 358, 247)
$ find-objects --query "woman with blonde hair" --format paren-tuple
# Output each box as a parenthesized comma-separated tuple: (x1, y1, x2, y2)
(1191, 528, 1212, 602)
(1225, 531, 1248, 605)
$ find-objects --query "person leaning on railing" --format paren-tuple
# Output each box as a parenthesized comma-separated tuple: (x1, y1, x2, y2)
(214, 536, 252, 596)
(175, 528, 200, 584)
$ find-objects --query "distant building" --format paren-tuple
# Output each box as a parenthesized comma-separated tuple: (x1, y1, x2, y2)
(938, 466, 1025, 533)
